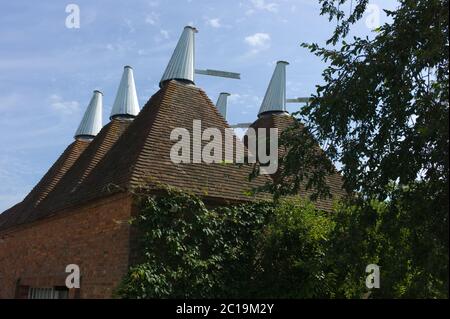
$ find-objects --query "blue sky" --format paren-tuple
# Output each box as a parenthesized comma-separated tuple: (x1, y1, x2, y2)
(0, 0, 396, 212)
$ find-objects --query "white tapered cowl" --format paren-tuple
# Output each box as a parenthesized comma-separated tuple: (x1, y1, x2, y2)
(258, 61, 289, 116)
(74, 90, 103, 140)
(160, 26, 197, 87)
(216, 92, 230, 119)
(110, 66, 140, 119)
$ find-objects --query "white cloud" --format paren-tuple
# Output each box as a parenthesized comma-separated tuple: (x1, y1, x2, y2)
(105, 43, 127, 54)
(123, 18, 135, 33)
(245, 9, 255, 15)
(245, 32, 270, 47)
(250, 0, 278, 13)
(244, 32, 271, 53)
(145, 12, 159, 25)
(206, 18, 221, 28)
(227, 93, 241, 103)
(152, 29, 171, 43)
(104, 39, 138, 55)
(160, 29, 169, 39)
(228, 93, 261, 106)
(49, 94, 79, 115)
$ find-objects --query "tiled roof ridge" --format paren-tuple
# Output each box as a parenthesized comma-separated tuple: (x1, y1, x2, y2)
(198, 88, 230, 127)
(25, 139, 90, 207)
(73, 82, 173, 199)
(0, 139, 89, 230)
(53, 82, 175, 209)
(34, 118, 132, 218)
(78, 80, 269, 202)
(127, 82, 177, 187)
(0, 80, 274, 232)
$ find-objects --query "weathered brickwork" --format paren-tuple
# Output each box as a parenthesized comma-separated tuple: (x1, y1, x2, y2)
(0, 193, 133, 299)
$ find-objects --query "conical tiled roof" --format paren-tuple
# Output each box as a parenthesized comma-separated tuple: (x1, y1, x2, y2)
(0, 81, 270, 232)
(34, 81, 270, 220)
(249, 112, 346, 211)
(250, 111, 296, 137)
(35, 118, 133, 217)
(0, 119, 132, 230)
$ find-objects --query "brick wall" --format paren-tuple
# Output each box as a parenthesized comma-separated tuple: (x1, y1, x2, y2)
(0, 193, 134, 299)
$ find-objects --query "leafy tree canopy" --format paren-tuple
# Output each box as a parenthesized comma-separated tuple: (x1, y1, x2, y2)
(275, 0, 448, 203)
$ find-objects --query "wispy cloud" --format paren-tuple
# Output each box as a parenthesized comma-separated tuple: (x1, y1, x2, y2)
(247, 0, 279, 15)
(160, 29, 170, 39)
(205, 18, 222, 28)
(123, 18, 135, 33)
(145, 11, 159, 25)
(245, 32, 270, 46)
(244, 32, 271, 54)
(48, 94, 80, 115)
(228, 93, 261, 107)
(152, 29, 171, 43)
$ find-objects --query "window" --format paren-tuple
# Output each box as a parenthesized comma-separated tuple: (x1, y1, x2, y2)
(28, 286, 69, 299)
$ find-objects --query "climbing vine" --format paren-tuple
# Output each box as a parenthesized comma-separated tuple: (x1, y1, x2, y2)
(116, 185, 334, 298)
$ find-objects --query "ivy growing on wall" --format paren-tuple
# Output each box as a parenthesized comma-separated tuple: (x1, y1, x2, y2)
(116, 186, 334, 298)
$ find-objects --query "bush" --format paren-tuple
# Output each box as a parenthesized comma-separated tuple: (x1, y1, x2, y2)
(328, 184, 448, 298)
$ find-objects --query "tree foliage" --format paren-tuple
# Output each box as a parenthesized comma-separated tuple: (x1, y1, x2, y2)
(254, 198, 336, 298)
(266, 0, 448, 298)
(329, 188, 448, 298)
(275, 0, 449, 201)
(117, 185, 448, 298)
